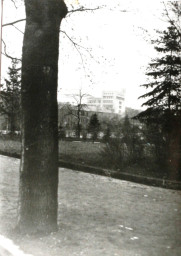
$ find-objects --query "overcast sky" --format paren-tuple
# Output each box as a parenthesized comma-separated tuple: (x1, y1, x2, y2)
(1, 0, 169, 109)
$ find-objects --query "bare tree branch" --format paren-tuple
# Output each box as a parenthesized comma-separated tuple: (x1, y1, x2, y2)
(60, 29, 94, 59)
(60, 29, 97, 82)
(60, 30, 88, 51)
(12, 24, 24, 34)
(60, 29, 87, 75)
(2, 39, 22, 62)
(2, 6, 101, 27)
(67, 6, 101, 17)
(10, 0, 18, 9)
(2, 18, 26, 27)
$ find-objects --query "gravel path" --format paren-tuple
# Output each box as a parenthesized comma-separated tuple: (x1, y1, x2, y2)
(0, 155, 181, 256)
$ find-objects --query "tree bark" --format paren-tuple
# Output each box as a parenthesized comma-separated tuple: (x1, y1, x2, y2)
(18, 0, 67, 234)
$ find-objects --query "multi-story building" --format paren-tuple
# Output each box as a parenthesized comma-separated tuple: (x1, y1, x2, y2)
(87, 90, 125, 115)
(102, 90, 125, 114)
(86, 97, 102, 112)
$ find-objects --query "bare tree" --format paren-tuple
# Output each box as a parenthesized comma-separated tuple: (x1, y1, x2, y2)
(64, 89, 89, 138)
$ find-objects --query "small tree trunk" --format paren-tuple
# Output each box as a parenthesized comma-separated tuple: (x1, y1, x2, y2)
(18, 0, 67, 234)
(77, 120, 81, 138)
(77, 107, 81, 138)
(168, 126, 181, 180)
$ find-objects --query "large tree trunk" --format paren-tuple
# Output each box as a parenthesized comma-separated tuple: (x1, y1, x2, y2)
(18, 0, 67, 234)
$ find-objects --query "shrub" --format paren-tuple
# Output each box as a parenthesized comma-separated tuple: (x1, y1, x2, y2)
(100, 138, 128, 169)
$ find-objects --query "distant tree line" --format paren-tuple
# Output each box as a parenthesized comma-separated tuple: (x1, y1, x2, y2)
(0, 60, 21, 133)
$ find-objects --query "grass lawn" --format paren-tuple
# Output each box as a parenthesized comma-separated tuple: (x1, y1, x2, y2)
(1, 155, 181, 256)
(59, 140, 105, 167)
(0, 137, 173, 180)
(0, 137, 105, 167)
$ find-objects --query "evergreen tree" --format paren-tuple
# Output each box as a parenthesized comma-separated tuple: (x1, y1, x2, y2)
(0, 60, 21, 132)
(136, 13, 181, 179)
(137, 24, 181, 125)
(88, 113, 100, 141)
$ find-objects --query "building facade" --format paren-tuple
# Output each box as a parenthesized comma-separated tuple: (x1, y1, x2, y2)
(87, 90, 125, 115)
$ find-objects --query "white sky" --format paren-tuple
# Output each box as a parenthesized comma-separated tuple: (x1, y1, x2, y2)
(1, 0, 169, 109)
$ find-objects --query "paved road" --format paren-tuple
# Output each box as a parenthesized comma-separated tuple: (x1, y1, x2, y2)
(0, 155, 181, 256)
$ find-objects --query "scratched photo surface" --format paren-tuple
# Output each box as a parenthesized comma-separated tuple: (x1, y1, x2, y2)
(0, 1, 181, 256)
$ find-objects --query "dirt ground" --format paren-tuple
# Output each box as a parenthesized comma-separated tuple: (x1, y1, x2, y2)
(0, 155, 181, 256)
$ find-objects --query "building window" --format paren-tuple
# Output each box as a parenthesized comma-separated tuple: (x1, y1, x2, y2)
(103, 104, 113, 108)
(103, 100, 113, 103)
(103, 96, 113, 99)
